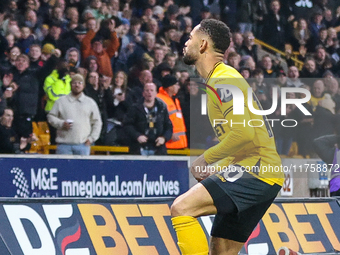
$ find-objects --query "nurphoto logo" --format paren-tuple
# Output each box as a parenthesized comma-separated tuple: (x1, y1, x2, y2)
(198, 78, 312, 129)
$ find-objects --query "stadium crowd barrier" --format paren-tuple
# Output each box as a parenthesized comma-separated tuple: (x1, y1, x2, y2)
(42, 145, 205, 156)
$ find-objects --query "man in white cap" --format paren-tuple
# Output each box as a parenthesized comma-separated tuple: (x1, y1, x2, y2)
(47, 74, 102, 155)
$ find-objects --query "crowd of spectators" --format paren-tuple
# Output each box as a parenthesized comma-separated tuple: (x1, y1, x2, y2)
(1, 0, 340, 156)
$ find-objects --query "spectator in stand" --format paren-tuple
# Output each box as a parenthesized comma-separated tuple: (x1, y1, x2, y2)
(314, 134, 340, 196)
(309, 79, 327, 111)
(261, 55, 277, 79)
(127, 69, 154, 104)
(142, 53, 155, 72)
(162, 24, 181, 56)
(146, 18, 160, 37)
(9, 51, 60, 138)
(193, 6, 211, 27)
(240, 66, 251, 80)
(43, 60, 71, 144)
(125, 17, 143, 45)
(82, 18, 120, 78)
(309, 11, 326, 41)
(240, 55, 256, 72)
(179, 16, 192, 56)
(106, 71, 130, 146)
(312, 93, 337, 145)
(153, 62, 172, 81)
(324, 77, 340, 113)
(28, 44, 44, 71)
(84, 55, 99, 73)
(177, 70, 190, 95)
(323, 8, 335, 28)
(86, 17, 98, 32)
(112, 71, 128, 95)
(162, 4, 182, 29)
(59, 25, 87, 54)
(165, 53, 177, 70)
(42, 22, 63, 49)
(124, 82, 172, 155)
(239, 31, 258, 64)
(84, 71, 114, 145)
(17, 26, 35, 54)
(219, 0, 237, 31)
(295, 85, 314, 157)
(153, 5, 165, 23)
(275, 69, 288, 87)
(307, 27, 328, 52)
(153, 46, 165, 67)
(179, 79, 214, 148)
(0, 71, 16, 113)
(326, 38, 340, 59)
(313, 0, 331, 14)
(65, 47, 81, 68)
(252, 0, 268, 39)
(291, 18, 310, 51)
(262, 0, 288, 51)
(65, 7, 79, 29)
(82, 9, 96, 24)
(327, 27, 338, 41)
(50, 6, 68, 30)
(231, 33, 243, 54)
(287, 65, 304, 87)
(1, 46, 21, 71)
(298, 45, 308, 62)
(300, 57, 320, 78)
(5, 34, 14, 49)
(47, 74, 102, 155)
(252, 68, 271, 102)
(315, 45, 333, 74)
(157, 75, 187, 149)
(283, 43, 297, 67)
(127, 32, 155, 69)
(271, 92, 297, 155)
(0, 108, 33, 154)
(237, 0, 253, 33)
(41, 44, 58, 62)
(65, 47, 86, 76)
(334, 6, 340, 28)
(227, 52, 241, 70)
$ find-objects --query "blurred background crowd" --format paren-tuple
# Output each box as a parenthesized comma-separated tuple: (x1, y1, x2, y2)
(1, 0, 340, 157)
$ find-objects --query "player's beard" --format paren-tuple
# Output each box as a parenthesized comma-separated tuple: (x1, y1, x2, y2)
(183, 51, 198, 65)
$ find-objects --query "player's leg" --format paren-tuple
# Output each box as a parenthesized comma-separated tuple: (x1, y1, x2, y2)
(171, 183, 216, 255)
(210, 237, 244, 255)
(171, 182, 217, 217)
(207, 177, 282, 255)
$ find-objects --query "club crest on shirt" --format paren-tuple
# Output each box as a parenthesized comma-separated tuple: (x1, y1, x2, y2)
(217, 88, 233, 103)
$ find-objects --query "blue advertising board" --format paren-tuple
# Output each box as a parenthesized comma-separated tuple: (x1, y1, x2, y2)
(0, 155, 189, 198)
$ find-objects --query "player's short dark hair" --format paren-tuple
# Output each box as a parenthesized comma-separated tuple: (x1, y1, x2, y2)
(198, 19, 231, 54)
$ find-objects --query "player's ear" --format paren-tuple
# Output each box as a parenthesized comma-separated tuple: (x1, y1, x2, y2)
(199, 39, 208, 54)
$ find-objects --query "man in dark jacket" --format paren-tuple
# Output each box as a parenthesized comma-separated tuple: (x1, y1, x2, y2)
(262, 0, 288, 51)
(8, 51, 60, 137)
(84, 71, 114, 145)
(124, 82, 173, 155)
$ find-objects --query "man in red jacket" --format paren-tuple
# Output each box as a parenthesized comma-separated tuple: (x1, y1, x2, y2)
(82, 19, 120, 77)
